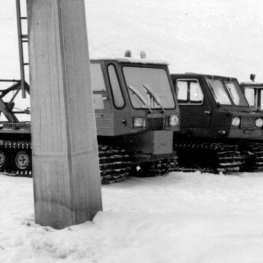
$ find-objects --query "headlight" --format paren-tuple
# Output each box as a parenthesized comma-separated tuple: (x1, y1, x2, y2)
(169, 115, 179, 127)
(133, 117, 146, 128)
(231, 117, 240, 127)
(255, 118, 263, 128)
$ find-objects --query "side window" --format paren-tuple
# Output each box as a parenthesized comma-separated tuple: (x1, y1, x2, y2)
(176, 79, 204, 104)
(90, 63, 106, 109)
(177, 80, 188, 102)
(108, 65, 125, 108)
(90, 63, 106, 91)
(189, 81, 204, 103)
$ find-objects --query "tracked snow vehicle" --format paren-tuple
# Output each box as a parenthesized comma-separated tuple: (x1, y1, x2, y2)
(90, 58, 180, 183)
(0, 59, 180, 184)
(171, 73, 263, 172)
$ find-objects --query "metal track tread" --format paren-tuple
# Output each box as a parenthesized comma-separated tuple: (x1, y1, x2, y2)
(245, 142, 263, 171)
(132, 154, 178, 177)
(0, 141, 178, 184)
(0, 141, 133, 184)
(98, 144, 132, 184)
(174, 142, 243, 174)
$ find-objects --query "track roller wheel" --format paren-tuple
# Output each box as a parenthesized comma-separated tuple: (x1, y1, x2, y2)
(0, 150, 8, 171)
(13, 150, 32, 175)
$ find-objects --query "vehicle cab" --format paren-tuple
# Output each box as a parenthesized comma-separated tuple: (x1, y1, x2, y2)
(171, 73, 263, 140)
(90, 58, 180, 158)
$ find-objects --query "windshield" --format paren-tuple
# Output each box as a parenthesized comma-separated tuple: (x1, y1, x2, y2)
(224, 80, 248, 106)
(123, 66, 175, 109)
(206, 78, 232, 105)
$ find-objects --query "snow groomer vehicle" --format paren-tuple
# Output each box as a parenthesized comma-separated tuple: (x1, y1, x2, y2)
(171, 73, 263, 172)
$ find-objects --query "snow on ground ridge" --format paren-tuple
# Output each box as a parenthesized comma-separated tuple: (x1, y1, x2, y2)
(1, 172, 263, 262)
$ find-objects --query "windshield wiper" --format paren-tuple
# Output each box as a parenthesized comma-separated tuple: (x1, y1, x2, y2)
(143, 84, 165, 113)
(127, 85, 152, 113)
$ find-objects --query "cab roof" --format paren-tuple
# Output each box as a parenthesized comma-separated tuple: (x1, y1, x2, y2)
(171, 72, 238, 81)
(90, 57, 169, 65)
(240, 82, 263, 87)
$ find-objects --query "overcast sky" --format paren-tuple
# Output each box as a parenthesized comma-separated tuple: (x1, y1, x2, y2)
(1, 0, 263, 82)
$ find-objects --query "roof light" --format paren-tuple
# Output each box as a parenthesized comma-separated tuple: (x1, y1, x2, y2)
(140, 51, 146, 59)
(124, 50, 132, 57)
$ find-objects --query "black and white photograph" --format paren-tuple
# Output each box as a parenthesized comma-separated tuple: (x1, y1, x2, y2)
(0, 0, 263, 262)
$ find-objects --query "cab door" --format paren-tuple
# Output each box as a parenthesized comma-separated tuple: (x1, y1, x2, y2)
(90, 62, 114, 135)
(90, 62, 112, 112)
(175, 77, 212, 137)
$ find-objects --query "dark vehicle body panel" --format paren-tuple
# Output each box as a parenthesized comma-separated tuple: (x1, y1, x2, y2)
(171, 73, 263, 141)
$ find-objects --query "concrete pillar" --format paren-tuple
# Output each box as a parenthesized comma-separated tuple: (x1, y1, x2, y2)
(27, 0, 102, 229)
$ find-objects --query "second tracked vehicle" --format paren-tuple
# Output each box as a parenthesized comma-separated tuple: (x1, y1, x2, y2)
(171, 73, 263, 172)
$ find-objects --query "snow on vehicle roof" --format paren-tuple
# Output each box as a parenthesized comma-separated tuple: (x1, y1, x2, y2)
(172, 72, 238, 80)
(91, 57, 169, 65)
(241, 82, 263, 86)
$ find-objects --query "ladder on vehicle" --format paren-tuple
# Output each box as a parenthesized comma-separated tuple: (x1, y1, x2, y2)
(16, 0, 28, 98)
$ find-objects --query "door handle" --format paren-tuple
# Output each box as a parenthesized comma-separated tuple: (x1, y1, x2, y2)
(204, 110, 211, 115)
(102, 96, 109, 101)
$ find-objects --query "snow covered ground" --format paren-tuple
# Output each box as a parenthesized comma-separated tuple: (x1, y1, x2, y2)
(1, 0, 263, 262)
(1, 172, 263, 262)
